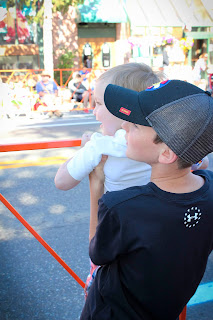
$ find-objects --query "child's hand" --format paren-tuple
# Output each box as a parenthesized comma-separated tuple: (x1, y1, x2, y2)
(81, 132, 93, 147)
(89, 155, 108, 198)
(84, 283, 89, 299)
(191, 156, 209, 171)
(89, 155, 108, 186)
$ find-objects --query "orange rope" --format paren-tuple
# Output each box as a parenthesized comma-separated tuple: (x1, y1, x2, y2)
(0, 193, 85, 289)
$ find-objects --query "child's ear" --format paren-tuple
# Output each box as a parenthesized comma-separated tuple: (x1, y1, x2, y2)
(158, 147, 178, 164)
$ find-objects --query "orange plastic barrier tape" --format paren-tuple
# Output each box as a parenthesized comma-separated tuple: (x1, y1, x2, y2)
(179, 306, 187, 320)
(0, 140, 81, 152)
(0, 193, 85, 289)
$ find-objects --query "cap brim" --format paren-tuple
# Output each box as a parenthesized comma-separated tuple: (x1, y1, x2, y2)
(104, 84, 150, 126)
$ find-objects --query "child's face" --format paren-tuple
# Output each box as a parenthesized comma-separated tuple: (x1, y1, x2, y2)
(122, 121, 160, 164)
(93, 81, 123, 136)
(42, 75, 50, 83)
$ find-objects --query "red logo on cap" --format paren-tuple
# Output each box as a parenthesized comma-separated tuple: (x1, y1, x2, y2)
(119, 107, 131, 116)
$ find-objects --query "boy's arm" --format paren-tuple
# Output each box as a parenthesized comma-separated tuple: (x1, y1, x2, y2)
(89, 155, 107, 241)
(87, 131, 127, 241)
(89, 197, 123, 266)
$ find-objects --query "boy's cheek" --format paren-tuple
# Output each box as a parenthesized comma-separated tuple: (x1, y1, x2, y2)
(126, 142, 146, 162)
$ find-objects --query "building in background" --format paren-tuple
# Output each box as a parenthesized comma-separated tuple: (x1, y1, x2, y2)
(126, 0, 213, 68)
(53, 0, 130, 69)
(0, 0, 42, 71)
(0, 0, 212, 73)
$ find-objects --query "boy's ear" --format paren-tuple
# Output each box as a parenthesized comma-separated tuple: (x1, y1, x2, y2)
(158, 146, 178, 164)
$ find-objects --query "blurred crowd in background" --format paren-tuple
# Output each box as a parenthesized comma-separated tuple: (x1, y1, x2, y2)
(0, 68, 104, 119)
(0, 61, 213, 120)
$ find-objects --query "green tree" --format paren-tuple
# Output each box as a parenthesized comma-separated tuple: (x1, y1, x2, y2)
(6, 0, 84, 75)
(54, 48, 77, 86)
(6, 0, 84, 25)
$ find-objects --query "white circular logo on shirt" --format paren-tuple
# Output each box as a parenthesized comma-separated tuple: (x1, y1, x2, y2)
(184, 207, 202, 228)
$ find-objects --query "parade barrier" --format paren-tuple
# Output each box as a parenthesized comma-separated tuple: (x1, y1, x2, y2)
(0, 67, 98, 87)
(0, 139, 187, 319)
(0, 139, 84, 290)
(0, 193, 85, 289)
(179, 306, 187, 320)
(0, 139, 81, 152)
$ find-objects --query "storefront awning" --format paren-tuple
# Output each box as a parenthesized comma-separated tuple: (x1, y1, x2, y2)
(126, 0, 213, 28)
(77, 0, 128, 23)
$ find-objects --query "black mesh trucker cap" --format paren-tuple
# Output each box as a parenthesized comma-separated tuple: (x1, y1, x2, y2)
(104, 79, 213, 164)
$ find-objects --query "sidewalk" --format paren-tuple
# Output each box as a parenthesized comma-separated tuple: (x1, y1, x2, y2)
(1, 102, 94, 121)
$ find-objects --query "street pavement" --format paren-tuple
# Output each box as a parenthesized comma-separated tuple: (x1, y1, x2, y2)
(0, 165, 89, 320)
(0, 113, 213, 320)
(0, 112, 98, 320)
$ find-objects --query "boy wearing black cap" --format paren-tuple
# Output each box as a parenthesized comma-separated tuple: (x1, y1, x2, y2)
(80, 80, 213, 320)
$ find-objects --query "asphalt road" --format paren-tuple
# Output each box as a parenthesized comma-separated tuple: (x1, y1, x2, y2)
(0, 113, 213, 320)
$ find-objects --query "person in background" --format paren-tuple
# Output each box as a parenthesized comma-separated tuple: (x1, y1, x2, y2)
(162, 44, 170, 68)
(192, 53, 208, 89)
(36, 71, 63, 118)
(68, 72, 93, 109)
(0, 78, 9, 119)
(85, 56, 92, 68)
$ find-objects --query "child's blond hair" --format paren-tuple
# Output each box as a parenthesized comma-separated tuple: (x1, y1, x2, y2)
(97, 62, 165, 92)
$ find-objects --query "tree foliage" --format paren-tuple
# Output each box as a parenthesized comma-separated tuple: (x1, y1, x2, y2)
(6, 0, 84, 24)
(56, 48, 76, 69)
(54, 48, 77, 85)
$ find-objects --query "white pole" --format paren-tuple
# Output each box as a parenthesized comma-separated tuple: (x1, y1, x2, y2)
(43, 0, 54, 78)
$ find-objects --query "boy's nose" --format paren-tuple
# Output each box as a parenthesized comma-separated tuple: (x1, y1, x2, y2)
(93, 107, 96, 115)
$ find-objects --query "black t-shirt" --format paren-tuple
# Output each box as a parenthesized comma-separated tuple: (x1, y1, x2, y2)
(81, 170, 213, 320)
(72, 81, 87, 94)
